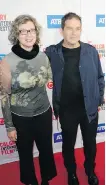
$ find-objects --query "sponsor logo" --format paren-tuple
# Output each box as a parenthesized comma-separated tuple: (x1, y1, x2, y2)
(47, 15, 63, 28)
(54, 132, 62, 143)
(98, 104, 105, 112)
(96, 14, 105, 27)
(97, 123, 105, 133)
(0, 141, 17, 155)
(52, 109, 57, 120)
(0, 54, 5, 61)
(0, 14, 13, 31)
(47, 81, 53, 89)
(0, 118, 4, 125)
(88, 41, 105, 59)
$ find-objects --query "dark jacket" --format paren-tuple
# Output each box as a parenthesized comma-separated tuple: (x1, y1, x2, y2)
(45, 41, 105, 122)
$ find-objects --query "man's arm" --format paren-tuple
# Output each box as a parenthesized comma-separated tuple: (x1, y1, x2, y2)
(97, 52, 105, 105)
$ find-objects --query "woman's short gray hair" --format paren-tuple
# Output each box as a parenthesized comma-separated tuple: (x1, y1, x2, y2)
(8, 14, 41, 45)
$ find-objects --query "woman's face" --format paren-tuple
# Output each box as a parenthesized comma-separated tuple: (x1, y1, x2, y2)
(18, 21, 36, 51)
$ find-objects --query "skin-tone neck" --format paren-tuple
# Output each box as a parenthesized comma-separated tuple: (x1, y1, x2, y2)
(20, 43, 33, 51)
(62, 40, 80, 49)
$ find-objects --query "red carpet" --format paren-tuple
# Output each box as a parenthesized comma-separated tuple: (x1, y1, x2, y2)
(0, 142, 105, 185)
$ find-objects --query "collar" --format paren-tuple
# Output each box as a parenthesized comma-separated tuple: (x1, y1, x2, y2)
(12, 44, 39, 60)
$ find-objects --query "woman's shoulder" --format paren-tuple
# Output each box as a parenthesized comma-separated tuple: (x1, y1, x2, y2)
(37, 51, 49, 65)
(0, 55, 12, 94)
(38, 50, 48, 58)
(5, 51, 19, 61)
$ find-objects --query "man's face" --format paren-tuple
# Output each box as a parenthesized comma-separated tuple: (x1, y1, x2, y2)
(61, 18, 82, 45)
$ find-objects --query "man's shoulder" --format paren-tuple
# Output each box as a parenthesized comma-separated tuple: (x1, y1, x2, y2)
(81, 42, 99, 62)
(45, 44, 58, 53)
(45, 40, 63, 53)
(82, 42, 97, 53)
(46, 41, 97, 52)
(45, 41, 98, 56)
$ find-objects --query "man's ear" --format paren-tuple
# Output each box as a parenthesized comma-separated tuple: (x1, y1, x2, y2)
(59, 28, 64, 37)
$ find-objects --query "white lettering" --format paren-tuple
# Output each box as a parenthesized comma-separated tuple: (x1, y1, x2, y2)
(51, 19, 61, 25)
(56, 135, 62, 140)
(97, 126, 105, 131)
(99, 18, 105, 24)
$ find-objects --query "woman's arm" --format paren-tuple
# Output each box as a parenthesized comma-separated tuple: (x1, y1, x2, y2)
(46, 56, 52, 81)
(0, 58, 16, 132)
(0, 94, 15, 132)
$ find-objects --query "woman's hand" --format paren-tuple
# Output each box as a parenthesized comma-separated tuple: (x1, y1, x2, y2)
(7, 130, 17, 141)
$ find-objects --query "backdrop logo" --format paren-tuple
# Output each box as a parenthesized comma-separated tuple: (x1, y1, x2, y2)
(88, 41, 105, 58)
(0, 54, 5, 61)
(0, 118, 4, 125)
(96, 14, 105, 27)
(47, 81, 53, 89)
(0, 14, 13, 31)
(98, 104, 105, 112)
(97, 123, 105, 133)
(47, 15, 63, 28)
(52, 109, 57, 120)
(54, 132, 62, 143)
(0, 141, 17, 155)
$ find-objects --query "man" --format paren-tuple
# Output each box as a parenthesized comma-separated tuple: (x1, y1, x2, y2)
(45, 12, 105, 185)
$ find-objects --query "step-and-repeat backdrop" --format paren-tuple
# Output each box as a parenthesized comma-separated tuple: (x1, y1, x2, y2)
(0, 0, 105, 164)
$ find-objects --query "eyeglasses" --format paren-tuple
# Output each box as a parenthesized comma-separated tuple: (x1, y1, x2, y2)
(19, 28, 36, 35)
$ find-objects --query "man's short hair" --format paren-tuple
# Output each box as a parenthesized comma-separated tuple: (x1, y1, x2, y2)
(61, 12, 82, 29)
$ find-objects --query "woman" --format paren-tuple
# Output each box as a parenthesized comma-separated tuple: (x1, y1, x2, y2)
(0, 15, 57, 185)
